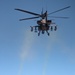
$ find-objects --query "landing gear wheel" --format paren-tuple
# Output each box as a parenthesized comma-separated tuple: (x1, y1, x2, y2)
(38, 33, 40, 36)
(48, 33, 50, 36)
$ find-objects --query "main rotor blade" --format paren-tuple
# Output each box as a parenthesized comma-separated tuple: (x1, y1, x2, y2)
(15, 8, 41, 16)
(49, 16, 69, 19)
(19, 17, 40, 21)
(48, 6, 71, 15)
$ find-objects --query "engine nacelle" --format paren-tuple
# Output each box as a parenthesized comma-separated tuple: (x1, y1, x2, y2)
(37, 20, 52, 25)
(46, 20, 52, 25)
(37, 20, 42, 25)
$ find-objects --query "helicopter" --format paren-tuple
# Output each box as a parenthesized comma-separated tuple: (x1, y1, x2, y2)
(15, 6, 70, 36)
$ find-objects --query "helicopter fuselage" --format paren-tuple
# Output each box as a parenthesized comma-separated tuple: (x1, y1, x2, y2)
(37, 19, 52, 25)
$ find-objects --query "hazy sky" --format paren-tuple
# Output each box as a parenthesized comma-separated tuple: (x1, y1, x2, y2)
(0, 0, 75, 75)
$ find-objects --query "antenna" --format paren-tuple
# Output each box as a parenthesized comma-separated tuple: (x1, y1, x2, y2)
(42, 0, 48, 11)
(45, 0, 47, 11)
(41, 0, 44, 13)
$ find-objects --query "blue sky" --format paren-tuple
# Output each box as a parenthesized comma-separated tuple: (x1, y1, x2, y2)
(0, 0, 75, 75)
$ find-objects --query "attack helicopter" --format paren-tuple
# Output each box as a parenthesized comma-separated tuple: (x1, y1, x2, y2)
(15, 6, 70, 36)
